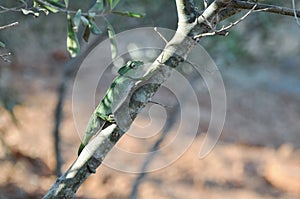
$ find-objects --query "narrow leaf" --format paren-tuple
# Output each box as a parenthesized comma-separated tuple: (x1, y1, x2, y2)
(88, 12, 96, 18)
(67, 14, 80, 57)
(105, 20, 117, 59)
(89, 0, 103, 13)
(0, 41, 6, 48)
(33, 0, 64, 13)
(89, 19, 102, 35)
(44, 6, 58, 13)
(21, 8, 40, 17)
(73, 9, 82, 32)
(108, 0, 120, 10)
(34, 0, 65, 13)
(33, 1, 39, 8)
(45, 0, 65, 8)
(18, 0, 26, 4)
(80, 16, 89, 26)
(64, 0, 69, 8)
(37, 7, 49, 15)
(112, 11, 145, 18)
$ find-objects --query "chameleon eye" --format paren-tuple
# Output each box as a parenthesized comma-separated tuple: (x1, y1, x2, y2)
(130, 63, 135, 68)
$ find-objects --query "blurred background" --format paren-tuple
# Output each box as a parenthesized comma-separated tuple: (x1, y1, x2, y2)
(0, 0, 299, 198)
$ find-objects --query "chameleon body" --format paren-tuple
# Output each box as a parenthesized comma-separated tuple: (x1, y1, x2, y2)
(78, 60, 145, 155)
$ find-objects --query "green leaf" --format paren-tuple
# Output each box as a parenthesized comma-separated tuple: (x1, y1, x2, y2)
(42, 5, 59, 13)
(89, 0, 104, 13)
(64, 0, 69, 7)
(112, 11, 145, 18)
(0, 41, 6, 48)
(37, 8, 49, 15)
(18, 0, 26, 4)
(108, 0, 120, 10)
(73, 9, 82, 32)
(83, 26, 91, 42)
(21, 8, 40, 17)
(89, 19, 102, 35)
(45, 0, 65, 8)
(105, 20, 117, 59)
(33, 1, 55, 14)
(88, 12, 96, 18)
(67, 14, 80, 57)
(80, 16, 89, 26)
(33, 0, 65, 13)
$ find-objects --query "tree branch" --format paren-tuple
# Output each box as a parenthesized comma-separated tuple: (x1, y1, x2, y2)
(292, 0, 300, 27)
(44, 0, 234, 197)
(193, 4, 257, 39)
(0, 22, 18, 31)
(43, 124, 118, 199)
(0, 2, 27, 14)
(42, 0, 267, 197)
(231, 0, 300, 18)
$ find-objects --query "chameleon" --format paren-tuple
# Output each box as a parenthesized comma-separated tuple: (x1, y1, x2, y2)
(78, 60, 145, 155)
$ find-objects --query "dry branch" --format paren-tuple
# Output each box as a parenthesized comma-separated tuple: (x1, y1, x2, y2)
(231, 0, 300, 18)
(0, 22, 18, 31)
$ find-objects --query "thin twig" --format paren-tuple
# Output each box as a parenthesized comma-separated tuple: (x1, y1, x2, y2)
(154, 27, 168, 44)
(204, 0, 208, 9)
(194, 4, 257, 39)
(231, 0, 300, 18)
(0, 2, 27, 13)
(292, 0, 300, 27)
(199, 14, 215, 30)
(0, 22, 19, 31)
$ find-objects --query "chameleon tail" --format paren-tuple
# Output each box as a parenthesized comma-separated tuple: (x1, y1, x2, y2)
(78, 143, 85, 155)
(78, 113, 106, 156)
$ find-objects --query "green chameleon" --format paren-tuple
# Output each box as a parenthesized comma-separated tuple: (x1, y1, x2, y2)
(78, 60, 145, 155)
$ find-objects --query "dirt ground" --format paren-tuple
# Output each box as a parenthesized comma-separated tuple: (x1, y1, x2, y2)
(0, 59, 300, 199)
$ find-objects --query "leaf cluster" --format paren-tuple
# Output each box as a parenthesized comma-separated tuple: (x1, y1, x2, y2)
(18, 0, 144, 58)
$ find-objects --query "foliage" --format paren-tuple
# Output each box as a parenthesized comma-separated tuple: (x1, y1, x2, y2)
(2, 0, 145, 58)
(29, 0, 145, 58)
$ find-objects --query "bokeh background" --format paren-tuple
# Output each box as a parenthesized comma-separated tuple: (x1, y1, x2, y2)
(0, 0, 300, 198)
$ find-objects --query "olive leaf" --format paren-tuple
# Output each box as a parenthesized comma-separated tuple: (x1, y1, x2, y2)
(105, 20, 117, 59)
(67, 14, 80, 57)
(108, 0, 121, 10)
(112, 11, 145, 18)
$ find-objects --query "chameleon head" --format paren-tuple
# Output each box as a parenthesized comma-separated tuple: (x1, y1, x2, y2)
(118, 60, 144, 75)
(128, 60, 143, 68)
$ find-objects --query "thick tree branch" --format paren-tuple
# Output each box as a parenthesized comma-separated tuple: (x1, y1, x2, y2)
(43, 124, 118, 199)
(176, 0, 199, 23)
(231, 0, 300, 18)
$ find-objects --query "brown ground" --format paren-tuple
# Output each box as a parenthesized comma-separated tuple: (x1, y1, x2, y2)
(0, 63, 300, 199)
